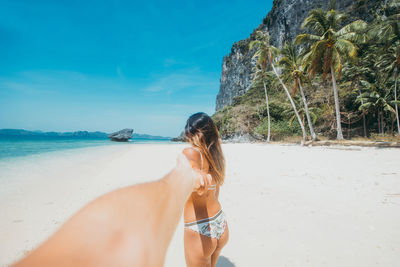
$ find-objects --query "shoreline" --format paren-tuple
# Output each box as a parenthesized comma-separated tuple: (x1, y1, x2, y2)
(1, 143, 399, 266)
(5, 138, 400, 164)
(0, 139, 174, 161)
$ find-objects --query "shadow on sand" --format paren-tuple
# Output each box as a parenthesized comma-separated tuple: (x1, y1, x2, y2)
(216, 256, 236, 267)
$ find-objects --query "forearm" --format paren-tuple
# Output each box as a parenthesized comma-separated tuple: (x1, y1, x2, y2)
(152, 167, 194, 249)
(14, 155, 199, 267)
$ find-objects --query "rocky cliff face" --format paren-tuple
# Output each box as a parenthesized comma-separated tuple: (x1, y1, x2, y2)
(216, 0, 382, 111)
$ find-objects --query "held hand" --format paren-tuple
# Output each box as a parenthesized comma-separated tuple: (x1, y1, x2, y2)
(192, 166, 212, 196)
(176, 153, 212, 193)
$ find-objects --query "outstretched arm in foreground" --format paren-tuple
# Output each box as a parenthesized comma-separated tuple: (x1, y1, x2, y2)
(14, 153, 211, 267)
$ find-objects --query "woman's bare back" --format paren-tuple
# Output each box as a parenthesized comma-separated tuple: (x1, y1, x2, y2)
(183, 147, 221, 222)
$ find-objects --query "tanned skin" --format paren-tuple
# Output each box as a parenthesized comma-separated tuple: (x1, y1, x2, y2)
(13, 153, 211, 267)
(183, 147, 229, 267)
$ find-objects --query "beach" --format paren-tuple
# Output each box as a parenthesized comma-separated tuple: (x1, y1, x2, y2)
(0, 143, 399, 266)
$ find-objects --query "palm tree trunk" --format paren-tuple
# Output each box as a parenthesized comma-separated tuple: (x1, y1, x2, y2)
(271, 64, 307, 143)
(348, 115, 351, 139)
(377, 110, 381, 134)
(363, 112, 367, 137)
(392, 118, 395, 135)
(357, 87, 367, 137)
(298, 79, 317, 140)
(331, 64, 344, 140)
(262, 80, 271, 142)
(394, 67, 400, 136)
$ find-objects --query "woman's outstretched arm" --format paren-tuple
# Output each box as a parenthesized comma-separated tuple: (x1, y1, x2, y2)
(14, 153, 211, 267)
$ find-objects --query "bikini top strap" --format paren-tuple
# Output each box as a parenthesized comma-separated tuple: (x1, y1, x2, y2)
(192, 147, 203, 171)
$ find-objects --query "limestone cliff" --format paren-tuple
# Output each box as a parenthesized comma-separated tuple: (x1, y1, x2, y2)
(216, 0, 382, 111)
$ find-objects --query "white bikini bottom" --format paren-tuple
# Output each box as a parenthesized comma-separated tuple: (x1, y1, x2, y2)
(184, 209, 227, 240)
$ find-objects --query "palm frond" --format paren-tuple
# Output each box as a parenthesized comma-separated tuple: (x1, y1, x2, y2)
(335, 39, 357, 58)
(336, 20, 367, 37)
(294, 33, 321, 45)
(302, 9, 328, 34)
(249, 40, 260, 51)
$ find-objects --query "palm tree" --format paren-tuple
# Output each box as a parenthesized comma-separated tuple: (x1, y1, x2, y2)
(373, 1, 400, 135)
(249, 34, 272, 142)
(377, 0, 400, 42)
(392, 52, 400, 136)
(342, 58, 376, 137)
(250, 31, 308, 143)
(279, 42, 318, 140)
(357, 80, 396, 134)
(378, 46, 400, 136)
(283, 97, 319, 130)
(295, 8, 367, 140)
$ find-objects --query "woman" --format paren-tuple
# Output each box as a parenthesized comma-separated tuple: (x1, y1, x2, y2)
(182, 112, 229, 267)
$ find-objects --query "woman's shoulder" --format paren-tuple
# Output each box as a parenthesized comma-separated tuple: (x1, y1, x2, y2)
(182, 147, 202, 169)
(182, 147, 200, 160)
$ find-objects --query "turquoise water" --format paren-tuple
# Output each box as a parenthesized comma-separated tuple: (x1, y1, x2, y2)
(0, 137, 172, 160)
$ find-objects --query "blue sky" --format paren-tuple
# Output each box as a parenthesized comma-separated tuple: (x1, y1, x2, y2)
(0, 0, 273, 137)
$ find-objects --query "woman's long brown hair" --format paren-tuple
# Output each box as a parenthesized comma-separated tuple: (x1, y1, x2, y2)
(185, 112, 226, 185)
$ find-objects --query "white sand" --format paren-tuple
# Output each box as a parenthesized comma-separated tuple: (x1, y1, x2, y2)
(0, 143, 399, 267)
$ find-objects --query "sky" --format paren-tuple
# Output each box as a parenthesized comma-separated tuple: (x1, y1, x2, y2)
(0, 0, 273, 137)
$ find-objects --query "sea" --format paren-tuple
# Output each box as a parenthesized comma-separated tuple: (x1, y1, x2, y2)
(0, 136, 172, 160)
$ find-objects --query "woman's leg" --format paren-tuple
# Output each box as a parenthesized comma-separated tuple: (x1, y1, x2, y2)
(211, 224, 229, 267)
(184, 228, 217, 267)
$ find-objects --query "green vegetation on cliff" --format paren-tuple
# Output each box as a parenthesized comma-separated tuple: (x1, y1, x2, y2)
(213, 77, 303, 141)
(213, 0, 400, 142)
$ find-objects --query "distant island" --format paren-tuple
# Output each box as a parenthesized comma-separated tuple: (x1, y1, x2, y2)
(0, 129, 171, 140)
